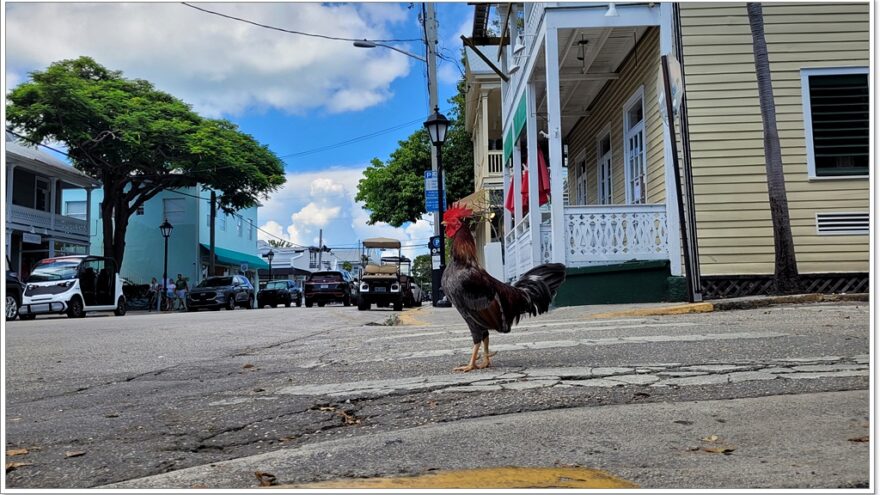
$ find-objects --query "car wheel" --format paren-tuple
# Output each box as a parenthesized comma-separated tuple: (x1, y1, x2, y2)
(305, 299, 313, 308)
(296, 297, 302, 307)
(284, 296, 291, 308)
(114, 296, 127, 316)
(67, 296, 85, 318)
(343, 293, 351, 307)
(247, 296, 255, 309)
(393, 300, 403, 312)
(5, 294, 19, 321)
(19, 313, 36, 321)
(226, 297, 236, 311)
(318, 302, 325, 307)
(358, 299, 370, 311)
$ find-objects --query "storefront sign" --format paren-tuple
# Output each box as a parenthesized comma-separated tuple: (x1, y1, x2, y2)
(22, 233, 42, 245)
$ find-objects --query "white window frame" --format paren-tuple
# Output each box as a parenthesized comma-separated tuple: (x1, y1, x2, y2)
(800, 66, 869, 180)
(622, 86, 647, 204)
(35, 177, 50, 212)
(236, 217, 243, 237)
(596, 125, 613, 205)
(573, 149, 587, 205)
(64, 200, 87, 220)
(163, 198, 185, 223)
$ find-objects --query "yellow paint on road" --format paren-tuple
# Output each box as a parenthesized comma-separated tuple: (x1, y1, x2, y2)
(588, 302, 715, 319)
(277, 466, 638, 489)
(397, 307, 430, 326)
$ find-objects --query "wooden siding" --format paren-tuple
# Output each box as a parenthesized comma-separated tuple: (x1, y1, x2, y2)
(566, 28, 666, 207)
(681, 2, 870, 275)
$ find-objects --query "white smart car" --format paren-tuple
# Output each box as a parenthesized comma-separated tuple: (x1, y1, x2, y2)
(19, 255, 126, 320)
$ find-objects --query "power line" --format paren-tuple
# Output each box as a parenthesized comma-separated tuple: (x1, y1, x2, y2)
(181, 3, 422, 44)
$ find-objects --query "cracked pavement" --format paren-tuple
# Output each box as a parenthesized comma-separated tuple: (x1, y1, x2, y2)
(4, 301, 870, 488)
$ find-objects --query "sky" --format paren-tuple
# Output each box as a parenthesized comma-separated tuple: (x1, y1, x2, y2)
(4, 2, 477, 257)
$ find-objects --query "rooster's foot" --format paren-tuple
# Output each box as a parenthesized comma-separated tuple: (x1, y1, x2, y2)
(453, 364, 478, 372)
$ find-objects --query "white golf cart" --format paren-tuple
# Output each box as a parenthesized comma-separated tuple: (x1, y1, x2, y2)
(20, 255, 126, 319)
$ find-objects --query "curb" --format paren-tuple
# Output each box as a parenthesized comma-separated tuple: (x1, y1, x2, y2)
(588, 293, 868, 319)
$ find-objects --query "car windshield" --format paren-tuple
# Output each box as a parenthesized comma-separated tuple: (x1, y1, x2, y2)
(266, 281, 288, 289)
(198, 277, 234, 288)
(28, 260, 80, 282)
(308, 272, 342, 282)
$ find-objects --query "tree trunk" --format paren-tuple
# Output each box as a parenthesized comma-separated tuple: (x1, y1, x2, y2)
(100, 180, 131, 271)
(747, 3, 800, 294)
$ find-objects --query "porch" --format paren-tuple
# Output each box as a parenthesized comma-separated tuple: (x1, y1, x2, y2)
(497, 3, 683, 297)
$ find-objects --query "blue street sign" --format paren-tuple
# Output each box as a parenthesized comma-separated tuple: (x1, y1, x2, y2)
(424, 170, 447, 211)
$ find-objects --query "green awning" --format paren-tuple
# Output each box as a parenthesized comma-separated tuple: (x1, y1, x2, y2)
(200, 243, 269, 270)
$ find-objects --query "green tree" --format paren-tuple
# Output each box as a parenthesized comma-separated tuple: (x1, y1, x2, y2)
(6, 57, 286, 268)
(411, 254, 432, 286)
(341, 261, 353, 272)
(747, 3, 799, 293)
(356, 70, 474, 227)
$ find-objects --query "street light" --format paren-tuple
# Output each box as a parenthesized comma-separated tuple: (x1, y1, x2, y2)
(266, 249, 275, 282)
(353, 39, 427, 62)
(159, 218, 173, 311)
(423, 106, 450, 307)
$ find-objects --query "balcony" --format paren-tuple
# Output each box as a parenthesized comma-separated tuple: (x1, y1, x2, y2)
(8, 204, 89, 239)
(504, 204, 668, 280)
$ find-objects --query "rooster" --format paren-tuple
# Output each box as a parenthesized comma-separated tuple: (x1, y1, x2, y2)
(441, 204, 566, 372)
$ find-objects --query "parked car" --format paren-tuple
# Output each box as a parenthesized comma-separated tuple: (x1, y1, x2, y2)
(258, 279, 302, 308)
(19, 255, 126, 319)
(304, 271, 357, 307)
(187, 275, 254, 311)
(6, 262, 24, 321)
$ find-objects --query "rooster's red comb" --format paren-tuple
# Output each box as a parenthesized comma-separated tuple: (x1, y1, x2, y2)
(443, 204, 473, 223)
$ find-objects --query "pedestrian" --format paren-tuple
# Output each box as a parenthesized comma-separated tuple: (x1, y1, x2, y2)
(175, 274, 189, 311)
(164, 275, 175, 311)
(148, 277, 159, 312)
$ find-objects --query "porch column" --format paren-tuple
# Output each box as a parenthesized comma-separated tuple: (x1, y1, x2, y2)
(6, 165, 15, 256)
(85, 188, 93, 254)
(660, 2, 684, 277)
(526, 83, 541, 264)
(544, 25, 565, 263)
(49, 178, 57, 231)
(512, 137, 523, 228)
(502, 162, 511, 237)
(481, 90, 490, 167)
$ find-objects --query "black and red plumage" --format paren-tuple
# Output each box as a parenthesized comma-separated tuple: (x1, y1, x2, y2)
(441, 204, 566, 372)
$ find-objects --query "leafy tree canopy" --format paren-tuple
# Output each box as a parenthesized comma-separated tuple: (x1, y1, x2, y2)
(6, 57, 286, 267)
(356, 72, 474, 227)
(411, 254, 432, 286)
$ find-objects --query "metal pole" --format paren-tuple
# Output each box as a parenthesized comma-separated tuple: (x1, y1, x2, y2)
(425, 2, 440, 237)
(661, 55, 695, 303)
(209, 190, 216, 276)
(163, 234, 169, 311)
(317, 229, 323, 269)
(436, 143, 446, 272)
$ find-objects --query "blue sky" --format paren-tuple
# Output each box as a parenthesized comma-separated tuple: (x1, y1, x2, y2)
(5, 2, 476, 256)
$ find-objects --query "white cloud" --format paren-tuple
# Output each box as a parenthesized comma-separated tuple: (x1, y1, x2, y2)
(257, 166, 431, 255)
(5, 3, 412, 117)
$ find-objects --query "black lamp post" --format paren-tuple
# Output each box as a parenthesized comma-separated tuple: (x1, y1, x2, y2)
(159, 218, 173, 311)
(423, 106, 450, 307)
(266, 249, 275, 282)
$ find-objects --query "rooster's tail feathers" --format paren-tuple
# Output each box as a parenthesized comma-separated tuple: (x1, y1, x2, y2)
(512, 263, 566, 318)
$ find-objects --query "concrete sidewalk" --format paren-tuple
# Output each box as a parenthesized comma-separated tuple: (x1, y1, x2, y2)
(104, 390, 869, 489)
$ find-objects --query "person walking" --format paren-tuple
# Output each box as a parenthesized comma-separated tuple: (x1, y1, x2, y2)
(163, 275, 175, 311)
(148, 277, 159, 312)
(175, 274, 189, 311)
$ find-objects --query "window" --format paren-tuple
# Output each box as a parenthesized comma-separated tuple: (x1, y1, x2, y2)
(64, 201, 87, 220)
(236, 217, 243, 237)
(35, 177, 50, 212)
(163, 198, 185, 223)
(596, 130, 613, 205)
(136, 205, 144, 215)
(623, 86, 647, 204)
(218, 214, 227, 231)
(248, 220, 254, 240)
(574, 150, 587, 205)
(801, 67, 869, 178)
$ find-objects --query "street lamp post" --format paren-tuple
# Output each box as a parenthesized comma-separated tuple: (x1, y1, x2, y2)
(266, 249, 275, 282)
(423, 106, 450, 307)
(159, 218, 173, 311)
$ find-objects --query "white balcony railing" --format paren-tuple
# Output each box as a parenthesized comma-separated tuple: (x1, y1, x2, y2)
(9, 204, 89, 238)
(488, 151, 503, 175)
(564, 204, 668, 265)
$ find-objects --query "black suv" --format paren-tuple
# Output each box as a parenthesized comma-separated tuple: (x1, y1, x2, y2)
(6, 265, 24, 321)
(258, 279, 302, 308)
(303, 271, 357, 307)
(187, 275, 255, 311)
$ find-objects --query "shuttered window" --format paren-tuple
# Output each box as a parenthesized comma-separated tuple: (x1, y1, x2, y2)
(802, 68, 869, 178)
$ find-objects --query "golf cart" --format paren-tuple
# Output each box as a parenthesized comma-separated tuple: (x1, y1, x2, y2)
(380, 255, 422, 308)
(357, 237, 406, 311)
(20, 255, 126, 319)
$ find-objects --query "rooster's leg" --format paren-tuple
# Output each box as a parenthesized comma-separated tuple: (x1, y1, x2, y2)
(475, 336, 492, 369)
(453, 343, 481, 372)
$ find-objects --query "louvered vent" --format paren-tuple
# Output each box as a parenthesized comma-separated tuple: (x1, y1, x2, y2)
(816, 212, 869, 235)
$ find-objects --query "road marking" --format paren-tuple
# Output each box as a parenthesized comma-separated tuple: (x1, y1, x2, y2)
(365, 321, 701, 342)
(281, 466, 638, 489)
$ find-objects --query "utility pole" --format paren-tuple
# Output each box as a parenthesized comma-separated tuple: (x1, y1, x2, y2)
(317, 228, 323, 269)
(424, 2, 440, 236)
(209, 190, 216, 277)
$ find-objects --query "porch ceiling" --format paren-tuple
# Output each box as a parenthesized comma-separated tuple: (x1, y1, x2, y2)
(532, 26, 649, 138)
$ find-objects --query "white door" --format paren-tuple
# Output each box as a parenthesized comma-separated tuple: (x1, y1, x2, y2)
(596, 132, 612, 204)
(623, 87, 647, 204)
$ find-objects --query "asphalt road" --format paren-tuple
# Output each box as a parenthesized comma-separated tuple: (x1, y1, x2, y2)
(4, 301, 870, 489)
